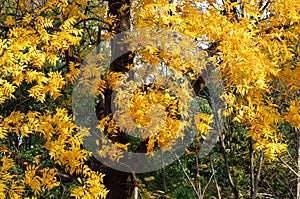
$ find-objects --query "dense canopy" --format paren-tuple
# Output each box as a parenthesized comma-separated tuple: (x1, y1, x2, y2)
(0, 0, 300, 198)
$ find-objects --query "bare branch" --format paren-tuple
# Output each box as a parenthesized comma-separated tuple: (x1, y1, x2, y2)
(174, 152, 201, 198)
(0, 24, 12, 30)
(255, 150, 264, 194)
(210, 156, 221, 199)
(202, 163, 214, 198)
(206, 95, 239, 198)
(250, 138, 255, 198)
(278, 156, 300, 178)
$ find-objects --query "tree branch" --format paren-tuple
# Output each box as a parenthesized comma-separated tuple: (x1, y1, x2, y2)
(210, 156, 221, 199)
(206, 94, 239, 199)
(0, 24, 12, 30)
(12, 152, 74, 182)
(196, 152, 202, 198)
(202, 161, 214, 198)
(73, 17, 110, 27)
(278, 156, 300, 178)
(250, 138, 255, 198)
(255, 149, 264, 196)
(174, 152, 201, 198)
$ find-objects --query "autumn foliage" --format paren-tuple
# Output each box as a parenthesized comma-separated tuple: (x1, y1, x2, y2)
(0, 0, 300, 198)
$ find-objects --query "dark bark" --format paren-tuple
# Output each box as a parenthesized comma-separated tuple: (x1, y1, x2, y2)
(94, 0, 134, 198)
(104, 169, 134, 199)
(250, 138, 255, 198)
(298, 139, 300, 199)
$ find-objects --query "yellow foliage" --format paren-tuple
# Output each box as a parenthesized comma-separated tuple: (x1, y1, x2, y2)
(0, 0, 300, 197)
(24, 165, 42, 195)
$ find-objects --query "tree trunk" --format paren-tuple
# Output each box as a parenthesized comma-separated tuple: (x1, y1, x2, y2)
(104, 169, 133, 199)
(96, 0, 134, 198)
(297, 132, 300, 199)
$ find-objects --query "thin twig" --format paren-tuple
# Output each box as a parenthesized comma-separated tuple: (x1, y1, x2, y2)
(202, 171, 214, 198)
(174, 152, 201, 198)
(196, 150, 202, 198)
(277, 177, 296, 198)
(206, 93, 239, 198)
(278, 156, 300, 178)
(0, 24, 12, 30)
(73, 17, 110, 27)
(210, 156, 221, 199)
(59, 177, 65, 199)
(250, 138, 255, 198)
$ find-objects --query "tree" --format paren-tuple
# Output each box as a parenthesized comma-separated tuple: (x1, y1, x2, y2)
(1, 0, 300, 198)
(0, 0, 111, 198)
